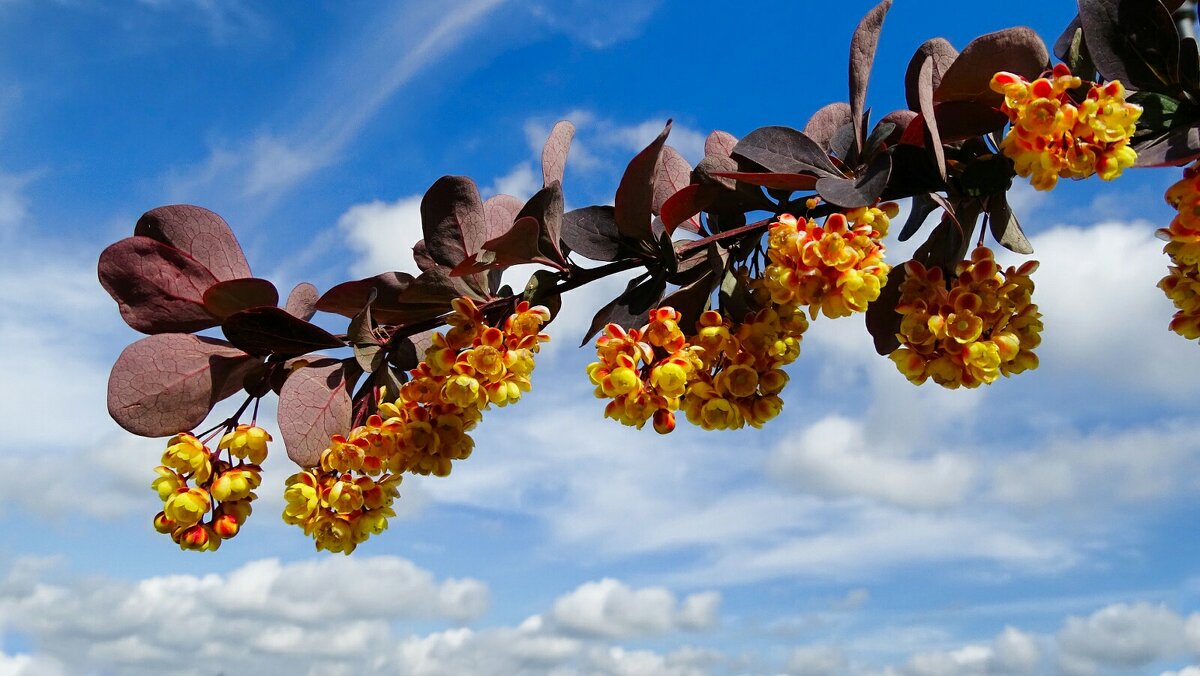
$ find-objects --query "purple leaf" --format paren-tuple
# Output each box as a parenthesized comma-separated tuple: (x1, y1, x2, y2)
(848, 0, 893, 155)
(987, 193, 1033, 254)
(615, 120, 672, 244)
(317, 272, 415, 325)
(804, 103, 853, 152)
(421, 176, 488, 293)
(1079, 0, 1179, 92)
(134, 205, 252, 282)
(98, 236, 220, 334)
(1133, 123, 1200, 166)
(705, 130, 738, 157)
(412, 240, 437, 273)
(660, 184, 717, 234)
(278, 358, 352, 467)
(712, 172, 819, 191)
(516, 180, 567, 266)
(482, 194, 525, 241)
(934, 28, 1048, 105)
(652, 145, 693, 217)
(390, 267, 477, 324)
(581, 275, 666, 346)
(905, 38, 958, 111)
(202, 277, 279, 320)
(733, 126, 843, 178)
(917, 56, 946, 179)
(561, 206, 622, 262)
(222, 306, 345, 356)
(865, 264, 906, 355)
(284, 282, 319, 321)
(541, 120, 576, 187)
(107, 334, 258, 437)
(816, 151, 891, 208)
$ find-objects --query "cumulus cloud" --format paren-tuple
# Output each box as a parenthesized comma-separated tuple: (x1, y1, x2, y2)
(1056, 602, 1200, 674)
(337, 194, 425, 277)
(548, 578, 720, 638)
(899, 627, 1041, 676)
(0, 561, 723, 676)
(768, 415, 976, 510)
(788, 644, 847, 675)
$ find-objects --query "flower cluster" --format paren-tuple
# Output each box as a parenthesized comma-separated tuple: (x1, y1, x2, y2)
(890, 247, 1042, 388)
(1158, 161, 1200, 339)
(587, 303, 807, 433)
(991, 64, 1141, 191)
(152, 425, 269, 551)
(285, 298, 551, 553)
(760, 205, 894, 319)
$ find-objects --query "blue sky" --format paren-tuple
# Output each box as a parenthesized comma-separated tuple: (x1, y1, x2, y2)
(1, 0, 1200, 674)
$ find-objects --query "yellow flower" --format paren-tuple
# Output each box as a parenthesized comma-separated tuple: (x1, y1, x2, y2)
(217, 424, 271, 464)
(162, 434, 212, 483)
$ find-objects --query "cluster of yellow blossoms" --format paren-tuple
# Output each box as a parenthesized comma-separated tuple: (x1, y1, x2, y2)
(284, 298, 551, 553)
(1159, 162, 1200, 339)
(151, 425, 269, 551)
(990, 64, 1141, 191)
(587, 305, 806, 433)
(761, 205, 895, 318)
(889, 247, 1042, 388)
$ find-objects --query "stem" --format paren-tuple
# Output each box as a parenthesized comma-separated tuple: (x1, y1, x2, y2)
(196, 395, 254, 440)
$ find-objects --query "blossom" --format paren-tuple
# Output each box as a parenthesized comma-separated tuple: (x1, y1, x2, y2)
(991, 64, 1141, 191)
(889, 247, 1042, 388)
(217, 425, 271, 464)
(1159, 161, 1200, 340)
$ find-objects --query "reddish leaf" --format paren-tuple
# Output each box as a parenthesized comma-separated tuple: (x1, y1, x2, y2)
(222, 306, 345, 357)
(930, 101, 1008, 142)
(453, 218, 551, 275)
(284, 282, 319, 321)
(98, 236, 219, 334)
(905, 38, 958, 111)
(561, 206, 622, 262)
(705, 130, 738, 157)
(412, 240, 437, 273)
(935, 28, 1048, 105)
(878, 109, 917, 145)
(652, 145, 693, 217)
(390, 267, 477, 324)
(134, 205, 252, 282)
(804, 103, 853, 152)
(516, 180, 567, 265)
(662, 266, 717, 334)
(581, 275, 666, 346)
(865, 265, 906, 355)
(660, 184, 717, 234)
(278, 358, 352, 467)
(733, 126, 843, 178)
(816, 152, 891, 208)
(541, 120, 576, 188)
(848, 0, 893, 154)
(987, 193, 1033, 254)
(421, 176, 488, 293)
(917, 56, 946, 179)
(482, 194, 525, 241)
(614, 120, 672, 244)
(898, 192, 941, 242)
(203, 277, 279, 320)
(1079, 0, 1179, 92)
(712, 172, 819, 191)
(317, 272, 415, 324)
(107, 334, 258, 437)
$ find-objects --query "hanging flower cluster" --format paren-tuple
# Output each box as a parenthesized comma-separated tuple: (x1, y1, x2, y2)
(1159, 161, 1200, 339)
(760, 204, 896, 318)
(990, 64, 1141, 191)
(152, 426, 269, 551)
(587, 303, 807, 434)
(283, 298, 551, 553)
(889, 247, 1042, 389)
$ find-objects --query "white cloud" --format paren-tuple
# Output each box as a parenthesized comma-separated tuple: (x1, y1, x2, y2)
(768, 415, 976, 510)
(488, 161, 541, 201)
(548, 578, 719, 638)
(0, 555, 488, 675)
(337, 195, 425, 278)
(788, 644, 847, 675)
(1056, 602, 1200, 674)
(0, 560, 724, 676)
(988, 421, 1200, 511)
(900, 627, 1041, 676)
(1016, 221, 1200, 395)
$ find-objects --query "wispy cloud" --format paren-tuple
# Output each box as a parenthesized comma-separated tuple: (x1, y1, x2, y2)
(166, 0, 506, 213)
